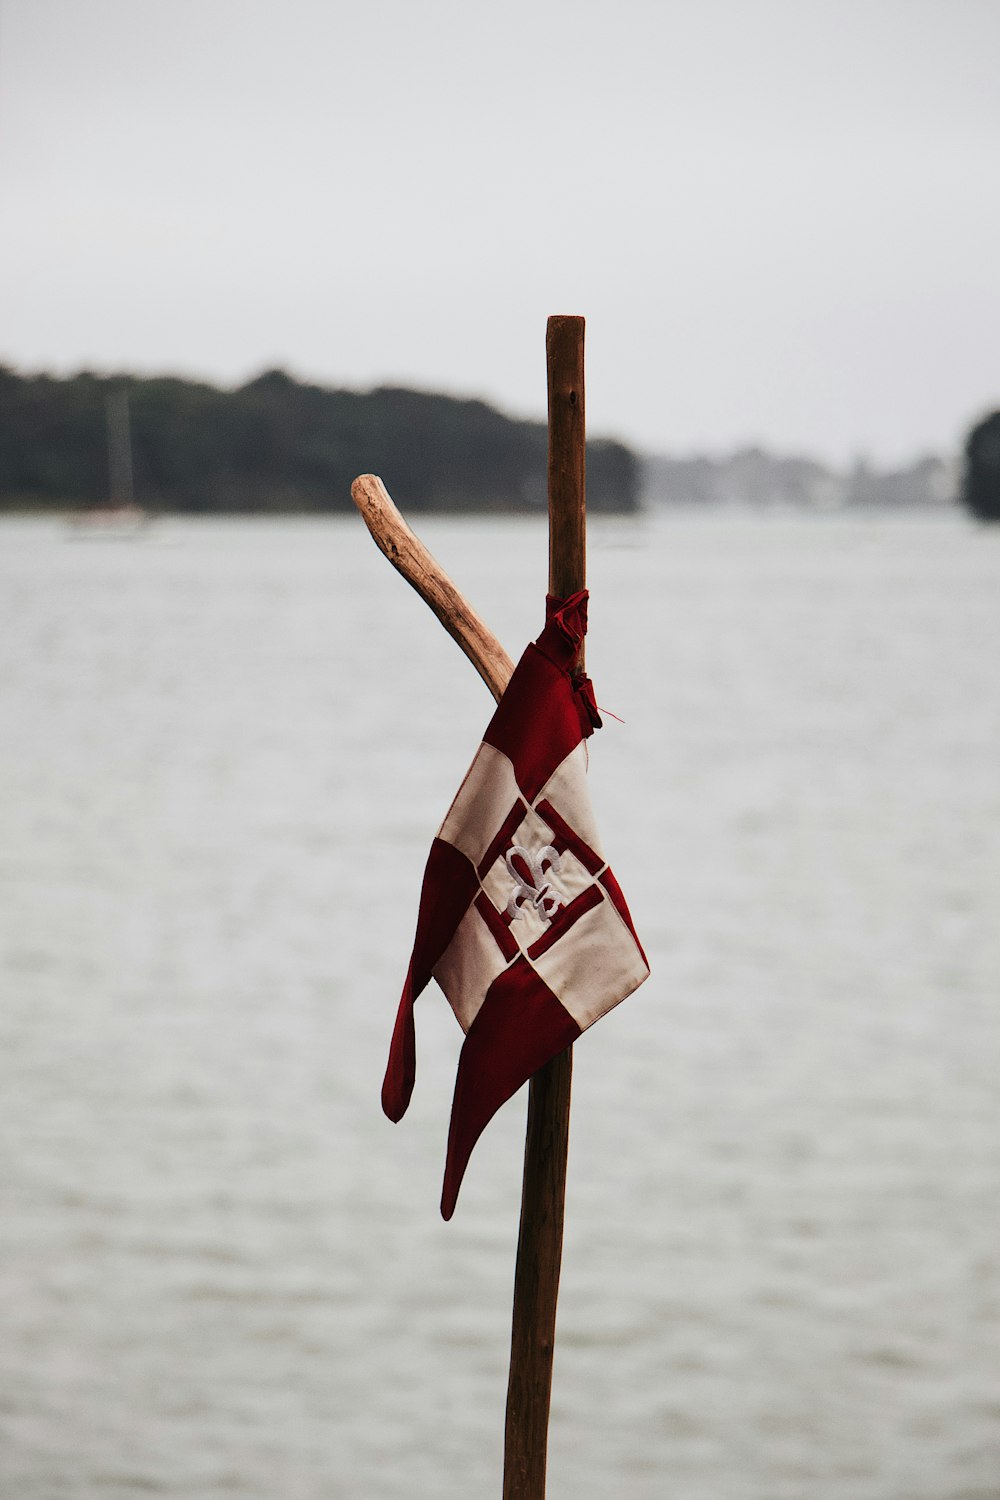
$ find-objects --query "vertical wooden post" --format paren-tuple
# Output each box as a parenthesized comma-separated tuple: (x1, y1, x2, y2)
(503, 315, 586, 1500)
(545, 316, 587, 614)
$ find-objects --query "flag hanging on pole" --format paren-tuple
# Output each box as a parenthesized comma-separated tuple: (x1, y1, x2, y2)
(382, 589, 649, 1219)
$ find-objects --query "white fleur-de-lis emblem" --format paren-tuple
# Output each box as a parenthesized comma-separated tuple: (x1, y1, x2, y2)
(505, 844, 563, 923)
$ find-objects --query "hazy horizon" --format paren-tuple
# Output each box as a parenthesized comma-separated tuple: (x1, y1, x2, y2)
(1, 0, 997, 467)
(0, 358, 972, 471)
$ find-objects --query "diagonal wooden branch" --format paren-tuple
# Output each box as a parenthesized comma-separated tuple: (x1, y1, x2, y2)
(351, 474, 515, 703)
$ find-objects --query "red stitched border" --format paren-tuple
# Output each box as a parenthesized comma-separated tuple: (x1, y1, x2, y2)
(526, 882, 603, 960)
(535, 798, 604, 876)
(476, 799, 527, 880)
(474, 891, 520, 962)
(599, 870, 649, 967)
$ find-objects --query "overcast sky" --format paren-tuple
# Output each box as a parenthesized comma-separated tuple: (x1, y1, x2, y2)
(1, 0, 997, 463)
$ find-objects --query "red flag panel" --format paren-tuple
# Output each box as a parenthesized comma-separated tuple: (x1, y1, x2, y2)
(382, 590, 649, 1216)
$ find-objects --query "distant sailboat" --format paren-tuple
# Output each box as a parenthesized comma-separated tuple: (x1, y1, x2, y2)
(68, 388, 149, 536)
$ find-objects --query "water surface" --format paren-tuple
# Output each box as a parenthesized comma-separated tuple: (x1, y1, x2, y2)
(1, 512, 999, 1498)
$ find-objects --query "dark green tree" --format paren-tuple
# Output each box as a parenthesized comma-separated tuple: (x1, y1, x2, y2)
(0, 365, 640, 515)
(961, 411, 1000, 522)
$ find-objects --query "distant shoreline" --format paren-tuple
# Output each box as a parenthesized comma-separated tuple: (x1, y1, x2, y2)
(1, 362, 959, 515)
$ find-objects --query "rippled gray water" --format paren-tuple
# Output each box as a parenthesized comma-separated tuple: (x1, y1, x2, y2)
(1, 511, 999, 1499)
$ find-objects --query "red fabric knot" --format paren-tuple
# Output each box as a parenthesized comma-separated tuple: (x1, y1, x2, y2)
(573, 672, 603, 732)
(540, 590, 599, 735)
(545, 589, 589, 649)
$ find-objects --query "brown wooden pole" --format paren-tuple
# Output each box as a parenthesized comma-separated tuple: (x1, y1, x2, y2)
(545, 316, 587, 615)
(503, 315, 586, 1500)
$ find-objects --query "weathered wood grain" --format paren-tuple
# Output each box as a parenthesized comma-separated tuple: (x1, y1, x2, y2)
(350, 473, 514, 702)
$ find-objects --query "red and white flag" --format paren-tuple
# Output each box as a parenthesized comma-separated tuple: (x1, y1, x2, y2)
(382, 590, 649, 1218)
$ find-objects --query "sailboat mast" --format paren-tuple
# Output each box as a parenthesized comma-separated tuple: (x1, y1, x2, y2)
(105, 388, 134, 507)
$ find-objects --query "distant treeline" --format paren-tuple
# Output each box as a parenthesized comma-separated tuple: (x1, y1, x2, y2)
(641, 418, 1000, 516)
(642, 448, 958, 511)
(0, 366, 639, 514)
